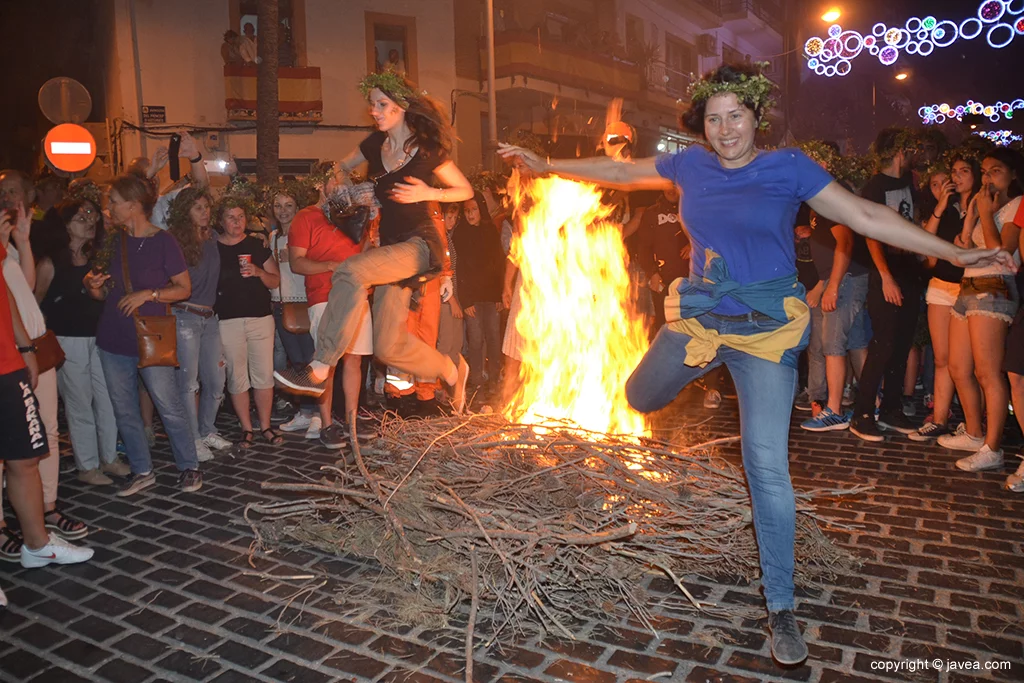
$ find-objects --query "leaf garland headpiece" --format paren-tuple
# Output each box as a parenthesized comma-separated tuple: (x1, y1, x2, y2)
(687, 62, 777, 132)
(358, 69, 419, 109)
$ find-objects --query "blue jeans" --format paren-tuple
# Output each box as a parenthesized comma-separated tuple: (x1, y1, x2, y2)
(99, 349, 199, 474)
(626, 313, 804, 612)
(174, 309, 226, 440)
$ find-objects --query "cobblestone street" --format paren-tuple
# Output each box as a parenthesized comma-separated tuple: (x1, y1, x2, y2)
(1, 390, 1022, 683)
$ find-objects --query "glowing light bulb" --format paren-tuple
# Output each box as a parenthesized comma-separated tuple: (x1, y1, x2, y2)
(822, 8, 842, 23)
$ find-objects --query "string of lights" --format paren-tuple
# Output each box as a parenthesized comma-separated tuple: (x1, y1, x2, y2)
(974, 130, 1024, 145)
(919, 98, 1024, 124)
(804, 0, 1024, 77)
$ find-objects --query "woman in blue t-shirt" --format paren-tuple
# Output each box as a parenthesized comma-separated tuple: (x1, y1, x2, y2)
(499, 63, 1010, 667)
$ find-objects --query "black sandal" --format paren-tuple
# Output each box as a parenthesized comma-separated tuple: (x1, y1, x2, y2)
(238, 430, 254, 449)
(260, 428, 284, 445)
(44, 509, 89, 541)
(0, 527, 23, 562)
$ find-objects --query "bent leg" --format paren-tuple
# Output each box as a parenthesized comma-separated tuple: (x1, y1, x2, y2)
(625, 326, 720, 413)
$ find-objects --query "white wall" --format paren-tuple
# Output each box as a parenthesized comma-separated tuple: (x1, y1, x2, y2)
(108, 0, 457, 170)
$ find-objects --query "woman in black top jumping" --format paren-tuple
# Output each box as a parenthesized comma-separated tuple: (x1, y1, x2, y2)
(275, 71, 475, 415)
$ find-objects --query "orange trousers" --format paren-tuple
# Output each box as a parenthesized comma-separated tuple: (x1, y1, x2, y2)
(384, 279, 442, 400)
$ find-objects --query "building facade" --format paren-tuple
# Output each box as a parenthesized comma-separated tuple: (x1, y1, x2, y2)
(100, 0, 457, 179)
(454, 0, 786, 167)
(98, 0, 784, 181)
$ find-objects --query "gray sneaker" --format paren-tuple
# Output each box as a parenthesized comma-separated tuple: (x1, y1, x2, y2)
(768, 609, 808, 666)
(319, 423, 347, 450)
(116, 471, 156, 497)
(177, 469, 203, 493)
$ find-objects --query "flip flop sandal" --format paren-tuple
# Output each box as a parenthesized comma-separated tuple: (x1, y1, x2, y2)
(44, 510, 89, 541)
(237, 430, 254, 449)
(260, 428, 284, 445)
(0, 527, 23, 562)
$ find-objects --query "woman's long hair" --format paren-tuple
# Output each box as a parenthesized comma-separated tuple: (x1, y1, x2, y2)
(378, 76, 453, 156)
(167, 187, 213, 267)
(983, 147, 1024, 199)
(36, 199, 104, 270)
(458, 192, 498, 234)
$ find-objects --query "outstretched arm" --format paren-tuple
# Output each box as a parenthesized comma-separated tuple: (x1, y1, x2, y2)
(497, 144, 673, 191)
(807, 181, 1014, 270)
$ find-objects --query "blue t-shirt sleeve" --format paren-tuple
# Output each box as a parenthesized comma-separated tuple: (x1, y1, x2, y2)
(790, 150, 834, 203)
(655, 145, 700, 187)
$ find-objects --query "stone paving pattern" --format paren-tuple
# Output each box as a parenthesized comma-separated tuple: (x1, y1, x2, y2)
(1, 390, 1022, 683)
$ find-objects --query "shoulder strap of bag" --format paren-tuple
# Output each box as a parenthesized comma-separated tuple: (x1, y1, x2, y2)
(120, 230, 172, 315)
(273, 231, 284, 301)
(120, 230, 133, 295)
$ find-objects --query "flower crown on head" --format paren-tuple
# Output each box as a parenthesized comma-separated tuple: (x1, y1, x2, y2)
(358, 69, 420, 109)
(687, 62, 777, 131)
(66, 180, 103, 208)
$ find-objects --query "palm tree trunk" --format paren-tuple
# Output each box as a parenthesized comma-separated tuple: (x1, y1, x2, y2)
(256, 0, 280, 184)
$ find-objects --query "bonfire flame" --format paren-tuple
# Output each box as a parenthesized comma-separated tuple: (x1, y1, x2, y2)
(505, 175, 650, 437)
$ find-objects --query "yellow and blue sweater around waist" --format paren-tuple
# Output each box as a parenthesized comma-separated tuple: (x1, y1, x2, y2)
(664, 250, 809, 367)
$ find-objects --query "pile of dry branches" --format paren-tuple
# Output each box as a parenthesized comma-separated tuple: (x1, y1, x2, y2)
(246, 413, 863, 681)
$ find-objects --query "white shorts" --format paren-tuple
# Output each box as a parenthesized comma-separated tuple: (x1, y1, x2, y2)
(308, 302, 373, 356)
(926, 278, 960, 307)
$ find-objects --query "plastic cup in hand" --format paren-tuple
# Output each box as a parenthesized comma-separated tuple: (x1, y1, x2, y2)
(238, 254, 252, 277)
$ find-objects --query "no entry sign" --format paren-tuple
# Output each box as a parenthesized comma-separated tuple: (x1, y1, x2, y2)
(44, 123, 97, 173)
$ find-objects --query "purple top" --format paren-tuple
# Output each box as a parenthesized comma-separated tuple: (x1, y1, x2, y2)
(96, 230, 188, 356)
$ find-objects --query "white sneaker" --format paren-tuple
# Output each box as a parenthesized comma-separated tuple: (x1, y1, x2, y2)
(202, 433, 233, 451)
(937, 423, 985, 452)
(20, 534, 94, 568)
(1005, 457, 1024, 492)
(280, 412, 312, 433)
(195, 439, 214, 463)
(304, 415, 323, 440)
(955, 444, 1004, 472)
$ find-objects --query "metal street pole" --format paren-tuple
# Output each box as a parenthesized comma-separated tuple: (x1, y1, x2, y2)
(486, 0, 498, 170)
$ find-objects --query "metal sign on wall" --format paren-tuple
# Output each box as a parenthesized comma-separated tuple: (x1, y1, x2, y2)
(142, 105, 166, 124)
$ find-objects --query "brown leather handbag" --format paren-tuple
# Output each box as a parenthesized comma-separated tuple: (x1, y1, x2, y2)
(120, 232, 178, 368)
(33, 329, 66, 374)
(274, 233, 310, 334)
(281, 302, 311, 334)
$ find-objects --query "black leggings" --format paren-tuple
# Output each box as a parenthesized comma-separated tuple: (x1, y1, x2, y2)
(853, 271, 923, 418)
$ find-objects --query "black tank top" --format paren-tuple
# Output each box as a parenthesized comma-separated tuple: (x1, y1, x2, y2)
(40, 260, 104, 337)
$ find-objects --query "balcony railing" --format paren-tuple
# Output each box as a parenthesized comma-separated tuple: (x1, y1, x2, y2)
(720, 0, 783, 33)
(224, 65, 323, 122)
(485, 31, 641, 98)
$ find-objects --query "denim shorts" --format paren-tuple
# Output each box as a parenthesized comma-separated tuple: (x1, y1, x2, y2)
(821, 273, 871, 355)
(925, 278, 960, 307)
(951, 275, 1019, 323)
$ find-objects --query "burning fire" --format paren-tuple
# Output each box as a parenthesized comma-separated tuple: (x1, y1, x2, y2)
(504, 176, 650, 437)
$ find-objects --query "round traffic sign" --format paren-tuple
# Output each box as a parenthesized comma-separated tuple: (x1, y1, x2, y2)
(38, 77, 92, 124)
(44, 123, 97, 173)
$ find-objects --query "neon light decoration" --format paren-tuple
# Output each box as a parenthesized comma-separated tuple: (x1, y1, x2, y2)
(804, 1, 1024, 77)
(919, 99, 1024, 124)
(974, 130, 1024, 145)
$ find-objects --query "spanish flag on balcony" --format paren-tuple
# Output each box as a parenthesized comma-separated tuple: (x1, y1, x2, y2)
(224, 65, 323, 121)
